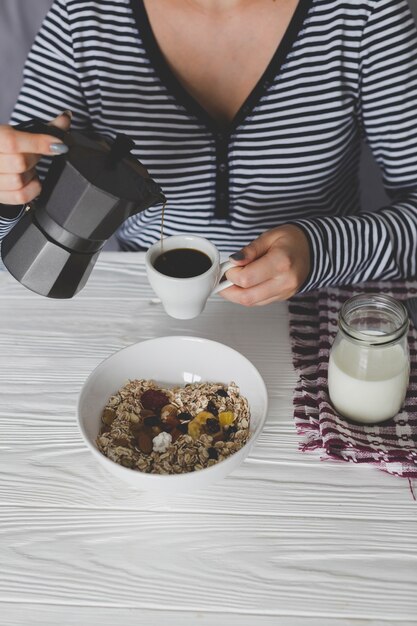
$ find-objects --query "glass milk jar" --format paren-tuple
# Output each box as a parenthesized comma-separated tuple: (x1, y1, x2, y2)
(328, 294, 410, 424)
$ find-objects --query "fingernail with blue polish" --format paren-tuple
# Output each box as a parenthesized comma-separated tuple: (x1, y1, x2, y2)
(230, 250, 245, 261)
(50, 143, 69, 155)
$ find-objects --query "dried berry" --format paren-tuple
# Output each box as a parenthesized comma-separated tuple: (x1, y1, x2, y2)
(178, 411, 193, 422)
(177, 422, 189, 434)
(143, 414, 159, 427)
(205, 417, 220, 434)
(224, 425, 238, 439)
(141, 389, 169, 411)
(212, 430, 225, 443)
(102, 407, 116, 426)
(162, 415, 180, 431)
(114, 435, 131, 447)
(136, 431, 153, 454)
(206, 400, 218, 416)
(208, 447, 219, 460)
(216, 388, 228, 397)
(170, 428, 182, 443)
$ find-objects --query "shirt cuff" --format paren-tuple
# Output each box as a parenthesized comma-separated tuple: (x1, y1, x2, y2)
(289, 219, 332, 293)
(0, 206, 25, 241)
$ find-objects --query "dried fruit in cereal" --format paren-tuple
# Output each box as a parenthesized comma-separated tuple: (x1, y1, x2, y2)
(160, 404, 178, 422)
(206, 400, 218, 416)
(208, 447, 219, 460)
(188, 420, 201, 440)
(205, 417, 220, 434)
(178, 411, 193, 422)
(170, 428, 182, 443)
(143, 414, 159, 427)
(195, 411, 215, 425)
(224, 425, 238, 439)
(136, 431, 153, 455)
(141, 389, 169, 412)
(219, 411, 235, 427)
(216, 388, 228, 397)
(102, 407, 116, 425)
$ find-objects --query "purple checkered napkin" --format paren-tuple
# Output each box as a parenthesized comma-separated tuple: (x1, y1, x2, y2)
(289, 282, 417, 479)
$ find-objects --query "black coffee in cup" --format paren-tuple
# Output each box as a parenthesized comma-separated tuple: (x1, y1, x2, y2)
(154, 248, 212, 278)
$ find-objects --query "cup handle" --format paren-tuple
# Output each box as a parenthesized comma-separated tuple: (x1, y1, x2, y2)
(212, 260, 235, 295)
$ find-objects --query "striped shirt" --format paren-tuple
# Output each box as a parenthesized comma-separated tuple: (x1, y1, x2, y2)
(2, 0, 417, 291)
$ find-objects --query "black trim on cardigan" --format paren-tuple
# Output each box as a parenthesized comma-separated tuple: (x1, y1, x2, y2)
(130, 0, 313, 218)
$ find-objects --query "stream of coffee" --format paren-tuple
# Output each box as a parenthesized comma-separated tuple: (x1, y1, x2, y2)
(160, 200, 167, 252)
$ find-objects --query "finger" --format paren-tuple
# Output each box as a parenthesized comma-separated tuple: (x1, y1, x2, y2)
(0, 111, 71, 156)
(226, 250, 282, 289)
(0, 127, 66, 156)
(229, 230, 277, 267)
(0, 168, 38, 191)
(0, 153, 40, 174)
(0, 177, 42, 205)
(220, 276, 289, 306)
(0, 126, 66, 157)
(49, 110, 72, 131)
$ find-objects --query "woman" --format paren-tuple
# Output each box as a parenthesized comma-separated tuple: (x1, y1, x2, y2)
(0, 0, 416, 306)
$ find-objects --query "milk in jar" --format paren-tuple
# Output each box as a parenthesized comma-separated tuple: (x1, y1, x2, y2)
(328, 294, 410, 424)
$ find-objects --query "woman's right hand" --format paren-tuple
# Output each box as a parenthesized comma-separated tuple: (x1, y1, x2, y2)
(0, 111, 72, 205)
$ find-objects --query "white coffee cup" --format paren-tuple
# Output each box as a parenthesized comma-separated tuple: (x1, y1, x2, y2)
(145, 235, 234, 319)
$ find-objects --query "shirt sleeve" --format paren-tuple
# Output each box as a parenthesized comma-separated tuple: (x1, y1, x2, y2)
(0, 0, 89, 239)
(293, 0, 417, 292)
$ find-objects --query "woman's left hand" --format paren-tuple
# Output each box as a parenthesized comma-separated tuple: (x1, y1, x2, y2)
(221, 224, 311, 306)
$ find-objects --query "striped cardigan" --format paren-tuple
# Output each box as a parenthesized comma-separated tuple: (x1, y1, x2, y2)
(2, 0, 417, 291)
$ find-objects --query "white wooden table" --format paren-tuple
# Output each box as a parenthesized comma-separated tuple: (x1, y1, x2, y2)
(1, 252, 416, 626)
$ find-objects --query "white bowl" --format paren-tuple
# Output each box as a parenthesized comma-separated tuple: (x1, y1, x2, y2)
(77, 336, 268, 493)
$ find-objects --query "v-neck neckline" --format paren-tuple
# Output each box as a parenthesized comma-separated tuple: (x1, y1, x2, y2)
(130, 0, 313, 135)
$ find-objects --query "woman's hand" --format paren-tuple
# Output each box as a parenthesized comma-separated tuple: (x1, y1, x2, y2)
(222, 224, 311, 306)
(0, 111, 71, 205)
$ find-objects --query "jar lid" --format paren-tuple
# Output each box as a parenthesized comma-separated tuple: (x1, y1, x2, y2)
(339, 293, 409, 346)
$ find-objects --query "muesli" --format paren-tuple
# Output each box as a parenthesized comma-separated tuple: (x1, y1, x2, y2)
(96, 380, 251, 474)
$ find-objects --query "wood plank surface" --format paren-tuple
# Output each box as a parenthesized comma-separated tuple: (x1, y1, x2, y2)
(0, 253, 416, 625)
